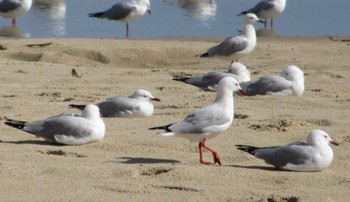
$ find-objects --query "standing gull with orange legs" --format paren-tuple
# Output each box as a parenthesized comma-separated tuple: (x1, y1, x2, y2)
(149, 77, 246, 165)
(238, 0, 286, 30)
(0, 0, 32, 26)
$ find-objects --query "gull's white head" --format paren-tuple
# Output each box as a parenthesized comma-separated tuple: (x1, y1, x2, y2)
(244, 13, 264, 25)
(218, 77, 246, 95)
(307, 129, 339, 147)
(281, 65, 304, 81)
(131, 89, 161, 102)
(228, 62, 251, 80)
(82, 104, 101, 119)
(281, 65, 305, 96)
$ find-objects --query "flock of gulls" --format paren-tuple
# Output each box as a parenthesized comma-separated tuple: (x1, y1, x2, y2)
(2, 0, 339, 172)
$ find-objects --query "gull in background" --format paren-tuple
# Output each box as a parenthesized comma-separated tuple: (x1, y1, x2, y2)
(69, 89, 160, 118)
(238, 0, 286, 30)
(149, 77, 246, 165)
(243, 65, 304, 96)
(199, 13, 263, 61)
(173, 62, 251, 92)
(88, 0, 151, 38)
(235, 129, 339, 171)
(0, 0, 32, 26)
(4, 105, 105, 145)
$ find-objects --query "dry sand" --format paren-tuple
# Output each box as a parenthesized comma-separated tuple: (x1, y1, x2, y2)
(0, 35, 349, 201)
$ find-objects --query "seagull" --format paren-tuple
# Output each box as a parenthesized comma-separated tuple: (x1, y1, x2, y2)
(238, 0, 286, 30)
(199, 13, 263, 61)
(88, 0, 151, 38)
(243, 65, 304, 96)
(0, 0, 32, 26)
(149, 77, 246, 165)
(4, 104, 106, 145)
(69, 89, 160, 118)
(173, 62, 251, 92)
(235, 129, 339, 171)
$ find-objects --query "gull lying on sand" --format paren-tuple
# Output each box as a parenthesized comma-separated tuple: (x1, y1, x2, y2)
(236, 129, 339, 171)
(88, 0, 151, 38)
(69, 89, 160, 118)
(238, 0, 286, 30)
(5, 105, 105, 145)
(149, 77, 246, 165)
(199, 13, 263, 61)
(243, 65, 304, 96)
(0, 0, 32, 26)
(173, 62, 251, 92)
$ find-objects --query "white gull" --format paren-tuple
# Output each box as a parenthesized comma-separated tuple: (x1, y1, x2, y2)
(69, 89, 160, 118)
(173, 62, 251, 92)
(199, 13, 263, 61)
(244, 65, 304, 96)
(0, 0, 32, 26)
(236, 129, 339, 171)
(238, 0, 286, 30)
(5, 104, 105, 145)
(149, 77, 246, 165)
(88, 0, 151, 38)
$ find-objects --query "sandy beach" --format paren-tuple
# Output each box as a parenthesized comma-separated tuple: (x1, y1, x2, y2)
(0, 36, 349, 201)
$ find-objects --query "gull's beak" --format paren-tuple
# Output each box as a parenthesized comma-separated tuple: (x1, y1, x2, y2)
(330, 140, 339, 146)
(147, 9, 151, 15)
(151, 97, 161, 102)
(239, 89, 247, 95)
(258, 19, 265, 24)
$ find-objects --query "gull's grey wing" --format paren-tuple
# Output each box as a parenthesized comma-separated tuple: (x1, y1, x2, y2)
(0, 0, 21, 13)
(255, 144, 316, 169)
(97, 96, 139, 117)
(207, 36, 248, 57)
(246, 75, 292, 95)
(169, 105, 231, 134)
(246, 1, 275, 15)
(99, 2, 135, 20)
(186, 71, 229, 91)
(23, 116, 93, 143)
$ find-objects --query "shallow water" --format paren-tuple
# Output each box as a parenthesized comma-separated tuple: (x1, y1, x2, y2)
(0, 0, 349, 38)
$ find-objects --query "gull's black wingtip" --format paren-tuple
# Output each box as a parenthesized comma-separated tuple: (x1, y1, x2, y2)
(199, 52, 209, 58)
(172, 76, 190, 83)
(4, 119, 27, 130)
(149, 123, 174, 132)
(235, 145, 258, 155)
(88, 12, 104, 18)
(69, 104, 86, 110)
(237, 11, 248, 16)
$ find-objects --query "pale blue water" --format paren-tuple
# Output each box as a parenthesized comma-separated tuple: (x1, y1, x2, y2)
(1, 0, 349, 38)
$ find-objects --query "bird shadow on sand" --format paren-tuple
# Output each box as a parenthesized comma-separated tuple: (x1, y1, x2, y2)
(0, 139, 64, 146)
(228, 164, 281, 172)
(116, 157, 181, 164)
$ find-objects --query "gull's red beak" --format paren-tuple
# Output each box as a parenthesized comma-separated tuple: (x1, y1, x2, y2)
(152, 97, 161, 102)
(330, 140, 339, 146)
(239, 89, 247, 95)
